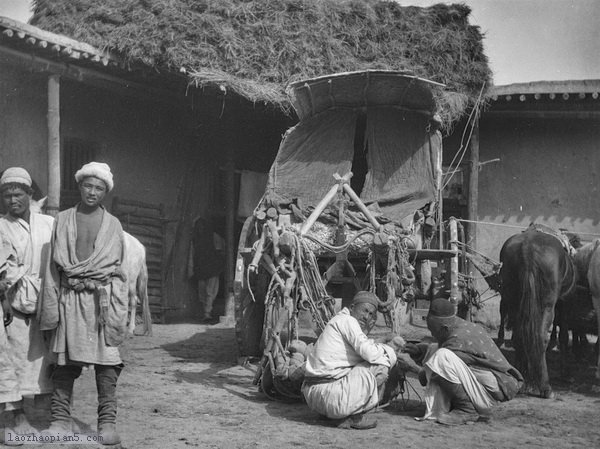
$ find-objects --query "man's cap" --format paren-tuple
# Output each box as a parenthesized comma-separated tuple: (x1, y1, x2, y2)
(0, 167, 32, 188)
(75, 162, 114, 192)
(351, 291, 380, 309)
(428, 298, 456, 318)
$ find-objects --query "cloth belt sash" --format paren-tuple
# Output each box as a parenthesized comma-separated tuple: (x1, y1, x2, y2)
(60, 270, 125, 328)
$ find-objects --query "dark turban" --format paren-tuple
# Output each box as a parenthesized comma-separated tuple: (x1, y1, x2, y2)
(428, 298, 456, 318)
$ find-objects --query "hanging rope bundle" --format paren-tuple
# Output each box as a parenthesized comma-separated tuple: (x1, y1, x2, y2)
(367, 233, 415, 333)
(294, 236, 335, 332)
(251, 220, 338, 401)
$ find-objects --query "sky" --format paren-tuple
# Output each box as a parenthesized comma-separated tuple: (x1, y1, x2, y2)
(1, 0, 599, 86)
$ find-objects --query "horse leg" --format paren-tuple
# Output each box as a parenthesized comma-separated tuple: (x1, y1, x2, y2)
(593, 293, 600, 382)
(572, 331, 580, 361)
(548, 322, 558, 351)
(548, 299, 563, 351)
(539, 305, 556, 398)
(556, 309, 571, 380)
(497, 311, 505, 347)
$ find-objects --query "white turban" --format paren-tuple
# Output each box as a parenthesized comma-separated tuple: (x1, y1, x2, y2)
(0, 167, 32, 187)
(75, 162, 114, 192)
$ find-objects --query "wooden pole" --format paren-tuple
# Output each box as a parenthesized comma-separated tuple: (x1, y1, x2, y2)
(467, 119, 480, 266)
(448, 217, 459, 305)
(47, 74, 60, 216)
(221, 144, 236, 326)
(299, 183, 339, 236)
(434, 133, 443, 248)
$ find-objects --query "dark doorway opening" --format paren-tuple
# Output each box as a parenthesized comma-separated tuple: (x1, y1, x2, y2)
(350, 111, 368, 196)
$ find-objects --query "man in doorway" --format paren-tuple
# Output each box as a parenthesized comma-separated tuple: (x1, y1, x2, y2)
(189, 217, 225, 324)
(0, 167, 54, 440)
(40, 162, 128, 445)
(397, 298, 523, 425)
(301, 291, 400, 429)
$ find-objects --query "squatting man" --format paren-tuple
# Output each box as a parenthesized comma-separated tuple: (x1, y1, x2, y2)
(301, 291, 404, 429)
(396, 298, 523, 425)
(301, 291, 522, 429)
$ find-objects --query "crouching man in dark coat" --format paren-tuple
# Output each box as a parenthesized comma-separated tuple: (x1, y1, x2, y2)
(396, 298, 523, 426)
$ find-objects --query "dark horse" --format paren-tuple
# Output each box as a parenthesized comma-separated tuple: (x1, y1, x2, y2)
(499, 228, 577, 398)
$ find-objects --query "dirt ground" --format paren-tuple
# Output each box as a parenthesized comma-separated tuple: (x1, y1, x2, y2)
(18, 321, 600, 449)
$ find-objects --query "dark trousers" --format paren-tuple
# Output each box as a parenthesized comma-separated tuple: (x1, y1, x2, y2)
(50, 364, 122, 427)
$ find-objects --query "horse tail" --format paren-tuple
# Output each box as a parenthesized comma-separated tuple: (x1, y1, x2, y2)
(137, 253, 153, 337)
(514, 247, 545, 387)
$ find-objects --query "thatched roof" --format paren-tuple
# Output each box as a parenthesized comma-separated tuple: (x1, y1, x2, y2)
(30, 0, 490, 127)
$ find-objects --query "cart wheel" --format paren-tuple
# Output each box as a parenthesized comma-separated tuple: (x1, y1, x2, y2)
(259, 362, 279, 399)
(234, 215, 267, 357)
(235, 285, 266, 357)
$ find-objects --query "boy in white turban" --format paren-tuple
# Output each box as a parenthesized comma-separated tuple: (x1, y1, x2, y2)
(0, 167, 53, 441)
(40, 162, 128, 446)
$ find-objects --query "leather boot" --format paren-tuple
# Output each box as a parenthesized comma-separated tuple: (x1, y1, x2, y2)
(434, 375, 480, 426)
(47, 365, 82, 432)
(95, 365, 122, 446)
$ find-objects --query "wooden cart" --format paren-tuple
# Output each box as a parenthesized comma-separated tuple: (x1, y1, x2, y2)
(233, 71, 478, 399)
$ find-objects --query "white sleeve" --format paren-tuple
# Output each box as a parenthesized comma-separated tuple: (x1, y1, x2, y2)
(338, 316, 396, 367)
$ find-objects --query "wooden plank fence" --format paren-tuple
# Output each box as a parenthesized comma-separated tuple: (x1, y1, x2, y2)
(112, 196, 169, 323)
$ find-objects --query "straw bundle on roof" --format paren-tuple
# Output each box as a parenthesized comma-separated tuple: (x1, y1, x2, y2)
(31, 0, 490, 126)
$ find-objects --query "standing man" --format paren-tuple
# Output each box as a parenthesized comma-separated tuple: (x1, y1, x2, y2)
(0, 167, 53, 439)
(397, 298, 523, 425)
(40, 162, 128, 445)
(189, 217, 224, 324)
(301, 291, 399, 430)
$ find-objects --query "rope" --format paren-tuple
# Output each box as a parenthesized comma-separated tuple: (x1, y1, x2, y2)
(456, 218, 600, 239)
(442, 93, 479, 186)
(458, 272, 493, 283)
(392, 377, 423, 411)
(452, 239, 500, 266)
(300, 228, 376, 253)
(456, 218, 526, 230)
(441, 82, 486, 191)
(478, 291, 500, 303)
(246, 269, 256, 302)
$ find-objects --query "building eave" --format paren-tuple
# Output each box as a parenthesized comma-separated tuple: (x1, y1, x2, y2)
(490, 79, 600, 97)
(0, 16, 122, 69)
(0, 16, 202, 110)
(485, 80, 600, 118)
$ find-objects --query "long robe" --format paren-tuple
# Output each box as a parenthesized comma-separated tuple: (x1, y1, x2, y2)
(416, 318, 523, 420)
(301, 308, 396, 419)
(39, 206, 128, 366)
(439, 318, 523, 401)
(0, 212, 54, 404)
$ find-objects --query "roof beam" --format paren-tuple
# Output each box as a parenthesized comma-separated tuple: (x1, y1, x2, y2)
(484, 110, 600, 119)
(0, 44, 191, 110)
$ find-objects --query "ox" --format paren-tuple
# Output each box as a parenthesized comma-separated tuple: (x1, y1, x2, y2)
(571, 239, 600, 381)
(31, 198, 152, 336)
(499, 228, 577, 398)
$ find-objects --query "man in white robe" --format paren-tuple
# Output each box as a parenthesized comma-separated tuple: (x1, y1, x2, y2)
(0, 167, 53, 439)
(301, 291, 398, 429)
